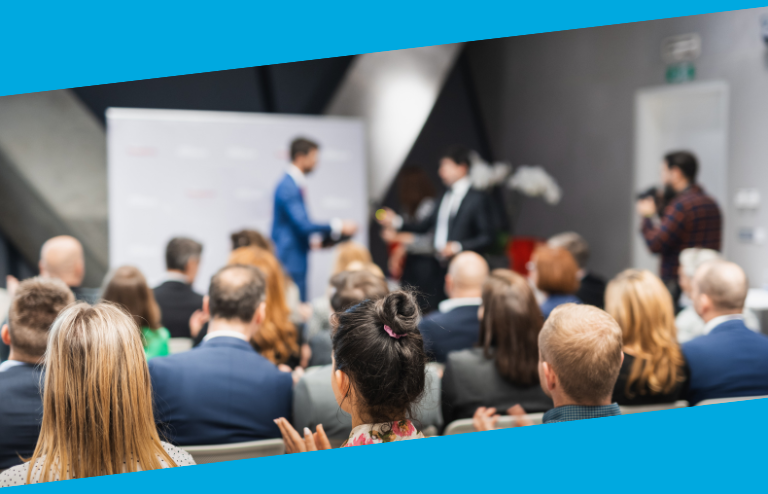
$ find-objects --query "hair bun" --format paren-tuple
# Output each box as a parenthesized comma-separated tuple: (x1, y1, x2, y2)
(376, 291, 420, 336)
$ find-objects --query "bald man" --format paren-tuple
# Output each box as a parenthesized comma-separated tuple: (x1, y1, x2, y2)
(38, 236, 98, 305)
(682, 260, 768, 404)
(418, 251, 489, 363)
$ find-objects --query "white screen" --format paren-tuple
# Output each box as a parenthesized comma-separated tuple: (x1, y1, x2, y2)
(107, 108, 368, 299)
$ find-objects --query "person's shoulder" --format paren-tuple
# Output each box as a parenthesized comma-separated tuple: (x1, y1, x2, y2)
(0, 462, 30, 487)
(446, 347, 484, 366)
(160, 442, 196, 467)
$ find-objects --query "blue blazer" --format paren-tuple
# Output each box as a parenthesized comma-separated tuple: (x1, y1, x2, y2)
(419, 305, 481, 363)
(271, 173, 331, 279)
(682, 319, 768, 405)
(148, 336, 293, 446)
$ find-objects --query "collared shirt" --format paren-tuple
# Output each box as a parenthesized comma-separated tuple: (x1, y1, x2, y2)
(0, 360, 27, 373)
(543, 403, 621, 424)
(434, 176, 472, 251)
(158, 271, 189, 285)
(438, 297, 482, 314)
(702, 313, 744, 334)
(286, 165, 342, 239)
(202, 329, 250, 343)
(641, 185, 722, 281)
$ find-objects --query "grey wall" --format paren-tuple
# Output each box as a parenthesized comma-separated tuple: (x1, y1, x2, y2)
(467, 7, 768, 284)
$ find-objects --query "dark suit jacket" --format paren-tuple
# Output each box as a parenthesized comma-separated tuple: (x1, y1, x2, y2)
(148, 336, 293, 446)
(419, 304, 480, 363)
(402, 188, 494, 254)
(577, 272, 606, 309)
(153, 280, 204, 338)
(441, 348, 553, 427)
(0, 364, 43, 469)
(682, 319, 768, 405)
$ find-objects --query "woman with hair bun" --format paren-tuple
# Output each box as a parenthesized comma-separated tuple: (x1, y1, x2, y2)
(275, 290, 427, 451)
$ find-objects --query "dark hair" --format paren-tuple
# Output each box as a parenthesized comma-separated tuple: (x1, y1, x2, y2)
(330, 270, 389, 312)
(102, 266, 162, 331)
(397, 165, 436, 218)
(332, 291, 427, 424)
(208, 265, 266, 323)
(664, 151, 698, 183)
(290, 137, 319, 161)
(231, 229, 274, 253)
(441, 144, 471, 168)
(165, 237, 202, 271)
(480, 269, 543, 386)
(8, 277, 75, 359)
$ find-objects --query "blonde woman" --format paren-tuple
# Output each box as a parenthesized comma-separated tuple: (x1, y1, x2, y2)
(605, 269, 688, 405)
(0, 303, 195, 487)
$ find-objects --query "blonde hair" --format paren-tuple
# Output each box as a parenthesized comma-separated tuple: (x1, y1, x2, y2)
(228, 246, 298, 364)
(27, 303, 175, 484)
(538, 304, 623, 404)
(605, 269, 685, 397)
(332, 241, 372, 275)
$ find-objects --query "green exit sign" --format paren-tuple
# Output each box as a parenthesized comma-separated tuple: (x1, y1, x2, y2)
(666, 62, 696, 84)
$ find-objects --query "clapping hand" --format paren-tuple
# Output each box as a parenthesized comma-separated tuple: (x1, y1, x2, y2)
(473, 407, 500, 432)
(188, 309, 209, 338)
(274, 418, 332, 453)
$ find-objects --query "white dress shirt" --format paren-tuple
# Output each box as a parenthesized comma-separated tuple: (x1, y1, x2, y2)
(438, 297, 482, 314)
(0, 359, 26, 373)
(286, 165, 342, 239)
(433, 176, 472, 252)
(701, 313, 745, 334)
(202, 329, 250, 343)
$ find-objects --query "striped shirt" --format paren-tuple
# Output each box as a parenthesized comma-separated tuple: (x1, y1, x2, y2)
(641, 185, 722, 281)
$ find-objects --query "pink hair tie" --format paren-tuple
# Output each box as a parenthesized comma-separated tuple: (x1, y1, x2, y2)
(384, 325, 406, 339)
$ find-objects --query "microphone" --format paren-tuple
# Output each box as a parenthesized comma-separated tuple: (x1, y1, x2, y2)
(636, 186, 658, 201)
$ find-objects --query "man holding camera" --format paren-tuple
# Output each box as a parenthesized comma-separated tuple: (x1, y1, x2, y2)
(636, 151, 722, 302)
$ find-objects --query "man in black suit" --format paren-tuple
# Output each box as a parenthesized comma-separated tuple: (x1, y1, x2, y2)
(0, 277, 74, 470)
(380, 145, 494, 309)
(153, 237, 204, 338)
(419, 251, 488, 363)
(548, 231, 606, 309)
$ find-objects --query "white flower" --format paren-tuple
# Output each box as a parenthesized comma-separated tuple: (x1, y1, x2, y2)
(507, 165, 561, 205)
(469, 151, 512, 190)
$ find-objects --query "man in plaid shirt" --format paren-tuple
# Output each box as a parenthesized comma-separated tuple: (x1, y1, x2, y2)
(637, 151, 722, 286)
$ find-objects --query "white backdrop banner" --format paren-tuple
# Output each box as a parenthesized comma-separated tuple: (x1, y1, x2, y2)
(107, 108, 368, 299)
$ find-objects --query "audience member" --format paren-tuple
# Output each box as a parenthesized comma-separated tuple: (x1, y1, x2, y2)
(474, 304, 622, 430)
(103, 266, 171, 359)
(294, 272, 443, 441)
(682, 260, 768, 404)
(153, 237, 204, 339)
(275, 291, 427, 451)
(529, 245, 581, 318)
(419, 252, 488, 363)
(605, 269, 688, 405)
(0, 303, 195, 487)
(676, 248, 759, 342)
(442, 269, 552, 426)
(378, 145, 495, 311)
(149, 265, 292, 445)
(548, 231, 606, 308)
(0, 278, 74, 471)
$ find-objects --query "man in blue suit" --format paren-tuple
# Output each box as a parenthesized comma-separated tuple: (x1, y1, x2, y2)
(149, 264, 293, 446)
(419, 251, 488, 363)
(271, 137, 357, 300)
(682, 260, 768, 405)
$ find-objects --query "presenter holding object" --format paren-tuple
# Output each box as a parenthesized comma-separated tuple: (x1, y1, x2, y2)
(271, 138, 357, 301)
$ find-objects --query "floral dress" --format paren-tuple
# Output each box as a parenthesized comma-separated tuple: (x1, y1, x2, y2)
(341, 420, 424, 447)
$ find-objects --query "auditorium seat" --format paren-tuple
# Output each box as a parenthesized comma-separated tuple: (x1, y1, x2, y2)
(619, 400, 689, 414)
(168, 337, 193, 354)
(443, 413, 545, 435)
(181, 438, 285, 464)
(694, 395, 768, 406)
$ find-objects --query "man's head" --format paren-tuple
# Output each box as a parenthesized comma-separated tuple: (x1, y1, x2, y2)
(678, 248, 722, 297)
(330, 269, 389, 313)
(548, 232, 590, 272)
(39, 236, 85, 287)
(691, 260, 748, 323)
(438, 145, 471, 187)
(538, 304, 623, 407)
(165, 237, 203, 284)
(205, 264, 267, 338)
(290, 137, 319, 174)
(663, 151, 698, 192)
(1, 277, 75, 363)
(445, 251, 489, 299)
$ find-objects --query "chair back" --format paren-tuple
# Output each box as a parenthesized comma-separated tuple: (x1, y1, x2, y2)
(443, 413, 544, 435)
(619, 400, 688, 415)
(182, 438, 285, 464)
(695, 395, 768, 406)
(168, 337, 194, 354)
